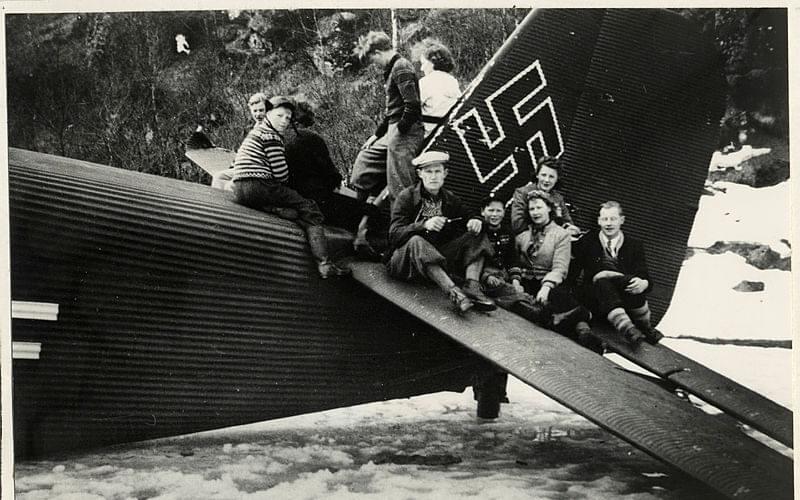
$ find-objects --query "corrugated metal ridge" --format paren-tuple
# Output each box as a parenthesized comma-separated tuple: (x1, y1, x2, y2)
(11, 149, 485, 457)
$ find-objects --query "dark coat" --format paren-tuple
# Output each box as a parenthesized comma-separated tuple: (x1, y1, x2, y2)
(285, 127, 342, 200)
(572, 230, 653, 293)
(389, 182, 479, 249)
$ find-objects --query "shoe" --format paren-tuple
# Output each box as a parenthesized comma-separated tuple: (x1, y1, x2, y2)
(513, 301, 547, 325)
(576, 321, 604, 354)
(318, 260, 351, 279)
(638, 324, 664, 345)
(622, 325, 645, 346)
(353, 239, 381, 261)
(462, 279, 497, 311)
(448, 286, 474, 313)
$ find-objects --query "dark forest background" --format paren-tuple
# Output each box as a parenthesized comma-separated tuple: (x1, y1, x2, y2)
(5, 8, 789, 185)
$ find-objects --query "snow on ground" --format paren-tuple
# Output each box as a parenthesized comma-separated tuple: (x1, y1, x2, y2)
(688, 181, 790, 256)
(16, 377, 710, 500)
(658, 251, 791, 342)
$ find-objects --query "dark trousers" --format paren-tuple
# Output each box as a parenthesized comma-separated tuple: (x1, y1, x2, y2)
(350, 122, 425, 199)
(593, 275, 647, 317)
(232, 178, 324, 229)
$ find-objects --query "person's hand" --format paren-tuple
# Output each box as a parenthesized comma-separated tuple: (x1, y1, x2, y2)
(423, 216, 447, 232)
(535, 284, 551, 305)
(466, 219, 482, 234)
(565, 223, 582, 236)
(626, 277, 649, 295)
(511, 279, 524, 294)
(361, 135, 377, 150)
(485, 275, 504, 288)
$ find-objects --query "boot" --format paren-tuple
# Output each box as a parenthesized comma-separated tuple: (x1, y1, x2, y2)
(621, 324, 645, 346)
(462, 279, 496, 311)
(448, 286, 474, 313)
(307, 226, 349, 279)
(318, 261, 351, 278)
(353, 216, 380, 261)
(552, 306, 591, 338)
(512, 300, 547, 325)
(636, 322, 664, 345)
(575, 321, 604, 355)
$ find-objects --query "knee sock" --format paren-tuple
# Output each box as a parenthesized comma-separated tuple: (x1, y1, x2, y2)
(608, 307, 635, 333)
(628, 302, 651, 327)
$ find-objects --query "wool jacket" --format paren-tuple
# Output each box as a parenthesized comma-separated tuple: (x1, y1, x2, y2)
(483, 221, 515, 273)
(375, 54, 422, 138)
(572, 230, 653, 292)
(510, 183, 573, 234)
(389, 181, 479, 249)
(511, 221, 571, 286)
(231, 122, 289, 183)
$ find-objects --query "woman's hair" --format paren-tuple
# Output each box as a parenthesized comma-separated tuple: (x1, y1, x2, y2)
(422, 41, 455, 73)
(536, 155, 562, 175)
(525, 189, 556, 222)
(291, 97, 316, 127)
(354, 31, 392, 61)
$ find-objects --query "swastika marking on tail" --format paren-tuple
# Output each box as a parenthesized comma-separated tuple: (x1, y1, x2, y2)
(451, 60, 564, 195)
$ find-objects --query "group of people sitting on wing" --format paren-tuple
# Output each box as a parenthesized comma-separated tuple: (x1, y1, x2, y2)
(210, 30, 661, 350)
(386, 151, 663, 351)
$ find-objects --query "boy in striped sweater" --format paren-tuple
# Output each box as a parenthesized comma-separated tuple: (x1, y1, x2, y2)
(230, 94, 349, 279)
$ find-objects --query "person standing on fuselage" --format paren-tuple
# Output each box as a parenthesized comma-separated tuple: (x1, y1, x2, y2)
(350, 31, 425, 259)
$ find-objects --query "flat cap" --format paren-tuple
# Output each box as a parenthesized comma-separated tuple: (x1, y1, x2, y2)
(412, 151, 450, 169)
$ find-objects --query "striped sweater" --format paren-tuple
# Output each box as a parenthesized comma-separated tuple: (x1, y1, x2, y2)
(231, 122, 289, 183)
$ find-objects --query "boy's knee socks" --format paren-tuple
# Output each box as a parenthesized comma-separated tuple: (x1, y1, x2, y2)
(608, 307, 635, 333)
(628, 302, 651, 327)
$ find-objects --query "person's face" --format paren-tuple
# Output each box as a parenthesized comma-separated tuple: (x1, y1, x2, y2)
(536, 165, 558, 192)
(417, 164, 447, 193)
(598, 207, 625, 239)
(266, 106, 293, 133)
(528, 198, 551, 226)
(420, 55, 434, 76)
(248, 101, 267, 123)
(369, 50, 390, 67)
(482, 201, 505, 227)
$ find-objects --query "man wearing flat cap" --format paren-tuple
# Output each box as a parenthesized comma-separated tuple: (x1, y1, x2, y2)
(386, 151, 496, 312)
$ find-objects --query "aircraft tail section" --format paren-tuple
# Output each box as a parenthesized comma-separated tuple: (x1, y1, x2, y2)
(425, 9, 725, 323)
